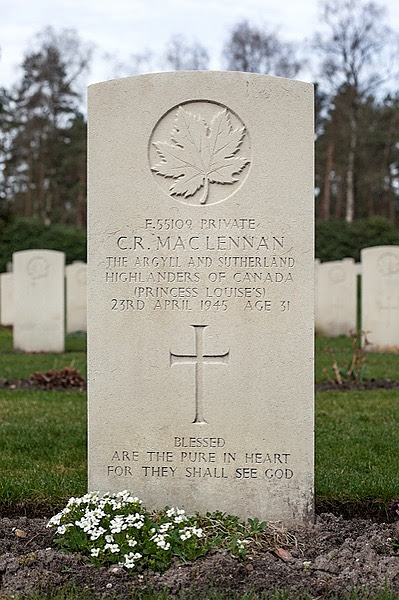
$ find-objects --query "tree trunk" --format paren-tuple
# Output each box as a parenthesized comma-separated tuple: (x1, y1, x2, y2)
(76, 162, 86, 228)
(44, 191, 52, 226)
(388, 172, 396, 224)
(345, 106, 358, 223)
(25, 152, 33, 218)
(320, 139, 334, 220)
(33, 160, 45, 221)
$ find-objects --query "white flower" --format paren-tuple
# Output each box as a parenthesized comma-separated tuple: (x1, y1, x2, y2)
(155, 540, 170, 550)
(104, 543, 120, 554)
(192, 527, 203, 538)
(90, 527, 106, 541)
(57, 525, 67, 535)
(120, 551, 142, 569)
(110, 516, 127, 534)
(125, 513, 144, 526)
(74, 518, 93, 533)
(174, 515, 187, 524)
(151, 532, 171, 550)
(105, 535, 114, 544)
(47, 514, 62, 528)
(91, 547, 100, 557)
(127, 539, 138, 548)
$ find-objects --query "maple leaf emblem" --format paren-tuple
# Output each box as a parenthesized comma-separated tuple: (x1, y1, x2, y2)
(151, 106, 250, 205)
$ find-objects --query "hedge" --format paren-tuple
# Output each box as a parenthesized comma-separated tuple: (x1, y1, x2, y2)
(0, 218, 86, 272)
(1, 216, 398, 272)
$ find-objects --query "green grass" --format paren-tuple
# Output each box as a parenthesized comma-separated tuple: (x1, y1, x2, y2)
(315, 334, 399, 382)
(316, 390, 399, 504)
(0, 328, 86, 379)
(0, 389, 86, 512)
(1, 327, 399, 516)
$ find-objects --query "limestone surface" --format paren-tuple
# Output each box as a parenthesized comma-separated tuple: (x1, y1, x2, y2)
(88, 71, 314, 524)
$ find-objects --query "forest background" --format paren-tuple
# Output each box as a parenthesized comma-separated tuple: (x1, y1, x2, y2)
(2, 0, 399, 271)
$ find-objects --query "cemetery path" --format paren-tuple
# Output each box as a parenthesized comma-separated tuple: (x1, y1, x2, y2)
(0, 513, 398, 598)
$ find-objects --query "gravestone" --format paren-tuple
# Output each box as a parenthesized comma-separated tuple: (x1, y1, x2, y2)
(361, 245, 399, 351)
(13, 249, 65, 352)
(0, 272, 14, 326)
(314, 259, 321, 331)
(66, 261, 87, 333)
(88, 72, 314, 524)
(315, 258, 357, 336)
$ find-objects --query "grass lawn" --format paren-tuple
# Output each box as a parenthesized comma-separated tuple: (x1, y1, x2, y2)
(0, 327, 398, 516)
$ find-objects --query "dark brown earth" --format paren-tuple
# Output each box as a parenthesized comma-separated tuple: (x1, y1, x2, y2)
(0, 514, 398, 599)
(315, 379, 399, 391)
(3, 373, 399, 394)
(0, 368, 86, 392)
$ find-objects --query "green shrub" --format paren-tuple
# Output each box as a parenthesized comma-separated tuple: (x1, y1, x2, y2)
(316, 217, 399, 262)
(0, 218, 86, 271)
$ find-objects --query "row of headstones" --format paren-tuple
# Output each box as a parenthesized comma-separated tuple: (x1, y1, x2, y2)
(2, 245, 398, 353)
(315, 245, 399, 351)
(0, 249, 87, 353)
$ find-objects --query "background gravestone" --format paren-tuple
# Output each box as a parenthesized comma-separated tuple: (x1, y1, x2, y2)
(314, 258, 321, 332)
(88, 72, 314, 524)
(315, 258, 357, 337)
(66, 261, 87, 333)
(0, 272, 14, 326)
(361, 245, 399, 351)
(13, 249, 65, 352)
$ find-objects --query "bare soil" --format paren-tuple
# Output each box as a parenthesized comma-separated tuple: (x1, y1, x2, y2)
(3, 374, 399, 393)
(315, 379, 399, 392)
(0, 368, 86, 392)
(0, 514, 398, 599)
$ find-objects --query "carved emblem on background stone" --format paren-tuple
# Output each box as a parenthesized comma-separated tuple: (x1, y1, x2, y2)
(377, 252, 399, 276)
(328, 265, 345, 284)
(149, 102, 251, 206)
(27, 256, 50, 280)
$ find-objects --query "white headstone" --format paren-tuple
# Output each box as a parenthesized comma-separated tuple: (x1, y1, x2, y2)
(66, 262, 87, 333)
(315, 258, 357, 337)
(0, 272, 14, 326)
(88, 72, 314, 524)
(314, 259, 321, 331)
(13, 249, 65, 352)
(361, 245, 399, 351)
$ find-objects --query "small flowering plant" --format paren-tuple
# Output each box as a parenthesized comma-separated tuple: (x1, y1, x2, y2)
(47, 491, 209, 571)
(48, 491, 287, 572)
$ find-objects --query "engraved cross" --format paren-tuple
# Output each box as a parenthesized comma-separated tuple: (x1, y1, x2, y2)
(170, 325, 229, 424)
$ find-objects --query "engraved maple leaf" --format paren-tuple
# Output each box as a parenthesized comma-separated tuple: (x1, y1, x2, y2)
(152, 106, 250, 204)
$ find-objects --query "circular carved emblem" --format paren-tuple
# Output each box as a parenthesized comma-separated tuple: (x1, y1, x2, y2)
(328, 265, 345, 284)
(377, 252, 399, 276)
(149, 101, 251, 206)
(27, 256, 50, 280)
